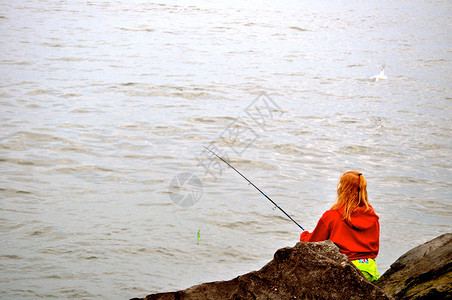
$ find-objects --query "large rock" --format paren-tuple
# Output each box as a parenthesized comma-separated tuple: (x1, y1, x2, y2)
(134, 240, 390, 300)
(376, 233, 452, 299)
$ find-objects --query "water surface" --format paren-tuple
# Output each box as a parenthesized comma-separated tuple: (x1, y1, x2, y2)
(1, 0, 451, 299)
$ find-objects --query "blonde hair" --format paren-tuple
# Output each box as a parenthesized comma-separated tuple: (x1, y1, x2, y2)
(331, 171, 370, 222)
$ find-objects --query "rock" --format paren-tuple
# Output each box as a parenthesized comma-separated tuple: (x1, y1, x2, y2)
(134, 240, 391, 300)
(376, 233, 452, 300)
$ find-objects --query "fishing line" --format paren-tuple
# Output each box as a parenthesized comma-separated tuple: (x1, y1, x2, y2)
(203, 146, 304, 231)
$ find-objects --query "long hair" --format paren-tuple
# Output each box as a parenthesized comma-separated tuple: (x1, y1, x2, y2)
(331, 171, 370, 222)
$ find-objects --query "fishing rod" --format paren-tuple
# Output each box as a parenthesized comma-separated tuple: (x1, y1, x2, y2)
(203, 146, 304, 231)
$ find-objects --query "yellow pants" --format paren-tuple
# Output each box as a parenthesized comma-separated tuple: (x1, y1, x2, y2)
(351, 258, 380, 282)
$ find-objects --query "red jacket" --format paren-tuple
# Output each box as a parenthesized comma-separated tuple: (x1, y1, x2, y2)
(300, 206, 380, 260)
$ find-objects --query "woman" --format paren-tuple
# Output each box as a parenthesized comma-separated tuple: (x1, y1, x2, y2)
(300, 171, 380, 282)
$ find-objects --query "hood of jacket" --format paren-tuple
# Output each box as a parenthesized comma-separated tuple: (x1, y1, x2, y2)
(343, 206, 379, 231)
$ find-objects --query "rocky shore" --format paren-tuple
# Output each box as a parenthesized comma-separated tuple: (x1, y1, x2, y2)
(376, 233, 451, 299)
(133, 233, 451, 300)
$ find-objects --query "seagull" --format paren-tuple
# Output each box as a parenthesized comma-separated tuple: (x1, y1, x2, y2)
(370, 65, 387, 81)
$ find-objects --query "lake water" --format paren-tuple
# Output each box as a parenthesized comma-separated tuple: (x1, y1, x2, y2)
(1, 0, 451, 299)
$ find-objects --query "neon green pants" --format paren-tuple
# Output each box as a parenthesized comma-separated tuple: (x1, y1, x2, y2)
(351, 258, 380, 282)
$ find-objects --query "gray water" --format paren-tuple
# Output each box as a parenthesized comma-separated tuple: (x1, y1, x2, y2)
(1, 0, 451, 299)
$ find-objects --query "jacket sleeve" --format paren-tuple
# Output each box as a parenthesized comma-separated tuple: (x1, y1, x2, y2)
(300, 213, 331, 242)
